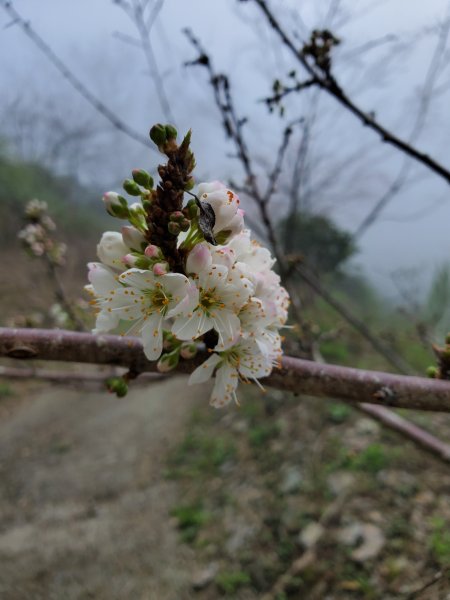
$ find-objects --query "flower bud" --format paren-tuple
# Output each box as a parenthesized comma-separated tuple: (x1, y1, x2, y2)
(180, 343, 197, 360)
(149, 123, 167, 147)
(153, 262, 169, 276)
(144, 244, 161, 258)
(185, 198, 200, 219)
(97, 231, 129, 269)
(168, 221, 181, 236)
(157, 349, 180, 373)
(186, 243, 212, 274)
(427, 366, 439, 378)
(107, 377, 128, 397)
(164, 124, 177, 140)
(102, 192, 129, 218)
(123, 179, 142, 196)
(179, 218, 191, 232)
(121, 225, 145, 251)
(132, 169, 154, 190)
(184, 177, 195, 191)
(169, 211, 185, 223)
(121, 253, 139, 267)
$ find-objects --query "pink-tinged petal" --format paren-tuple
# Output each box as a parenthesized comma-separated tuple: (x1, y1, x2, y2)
(141, 313, 164, 360)
(118, 268, 154, 290)
(87, 262, 118, 295)
(186, 243, 212, 274)
(188, 353, 222, 385)
(210, 364, 239, 408)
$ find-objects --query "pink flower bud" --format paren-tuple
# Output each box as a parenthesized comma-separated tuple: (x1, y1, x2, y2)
(144, 244, 161, 258)
(153, 262, 169, 276)
(186, 243, 212, 274)
(121, 253, 138, 267)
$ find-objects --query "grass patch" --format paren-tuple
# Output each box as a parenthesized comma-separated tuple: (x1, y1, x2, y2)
(215, 570, 251, 595)
(171, 503, 209, 544)
(167, 430, 236, 478)
(430, 517, 450, 566)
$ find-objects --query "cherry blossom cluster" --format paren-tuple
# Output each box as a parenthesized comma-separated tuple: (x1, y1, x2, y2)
(18, 199, 67, 265)
(86, 126, 289, 406)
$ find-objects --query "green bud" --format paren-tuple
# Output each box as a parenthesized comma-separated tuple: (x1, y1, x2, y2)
(107, 377, 128, 397)
(102, 192, 130, 219)
(157, 349, 180, 373)
(142, 199, 152, 211)
(123, 179, 142, 196)
(180, 343, 197, 360)
(134, 256, 152, 269)
(149, 123, 167, 147)
(169, 211, 185, 223)
(186, 198, 200, 219)
(168, 221, 181, 236)
(427, 366, 439, 379)
(165, 124, 177, 140)
(184, 177, 195, 191)
(132, 169, 154, 190)
(179, 218, 190, 232)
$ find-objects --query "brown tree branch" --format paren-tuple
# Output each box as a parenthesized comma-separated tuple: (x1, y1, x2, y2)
(1, 327, 450, 413)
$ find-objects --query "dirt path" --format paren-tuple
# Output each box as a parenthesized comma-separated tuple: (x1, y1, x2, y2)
(0, 376, 207, 600)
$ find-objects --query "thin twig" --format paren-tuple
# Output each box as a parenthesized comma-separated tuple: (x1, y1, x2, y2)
(252, 0, 450, 186)
(0, 1, 153, 150)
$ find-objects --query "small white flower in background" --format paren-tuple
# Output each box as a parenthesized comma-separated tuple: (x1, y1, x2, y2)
(88, 153, 290, 406)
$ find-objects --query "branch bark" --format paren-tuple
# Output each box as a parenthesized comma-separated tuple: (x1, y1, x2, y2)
(1, 327, 450, 413)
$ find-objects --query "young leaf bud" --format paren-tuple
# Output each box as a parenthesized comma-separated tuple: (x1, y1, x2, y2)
(149, 123, 167, 147)
(164, 124, 177, 140)
(132, 169, 154, 190)
(179, 218, 191, 232)
(123, 179, 142, 196)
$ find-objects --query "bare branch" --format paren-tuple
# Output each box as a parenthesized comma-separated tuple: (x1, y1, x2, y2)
(251, 0, 450, 186)
(1, 327, 450, 412)
(0, 1, 154, 150)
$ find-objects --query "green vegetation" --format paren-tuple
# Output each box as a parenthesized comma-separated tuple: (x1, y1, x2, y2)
(215, 570, 251, 595)
(171, 503, 209, 544)
(430, 517, 450, 566)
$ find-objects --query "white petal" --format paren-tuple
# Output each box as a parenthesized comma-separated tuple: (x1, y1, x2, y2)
(87, 263, 118, 295)
(210, 364, 239, 408)
(172, 311, 212, 341)
(93, 310, 119, 333)
(118, 268, 155, 290)
(212, 310, 241, 351)
(188, 353, 221, 385)
(141, 313, 164, 360)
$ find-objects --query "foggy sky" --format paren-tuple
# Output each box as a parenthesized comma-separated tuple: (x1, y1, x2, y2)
(1, 0, 449, 299)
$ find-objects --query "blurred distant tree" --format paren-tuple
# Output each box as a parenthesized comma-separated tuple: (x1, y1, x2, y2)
(278, 212, 355, 274)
